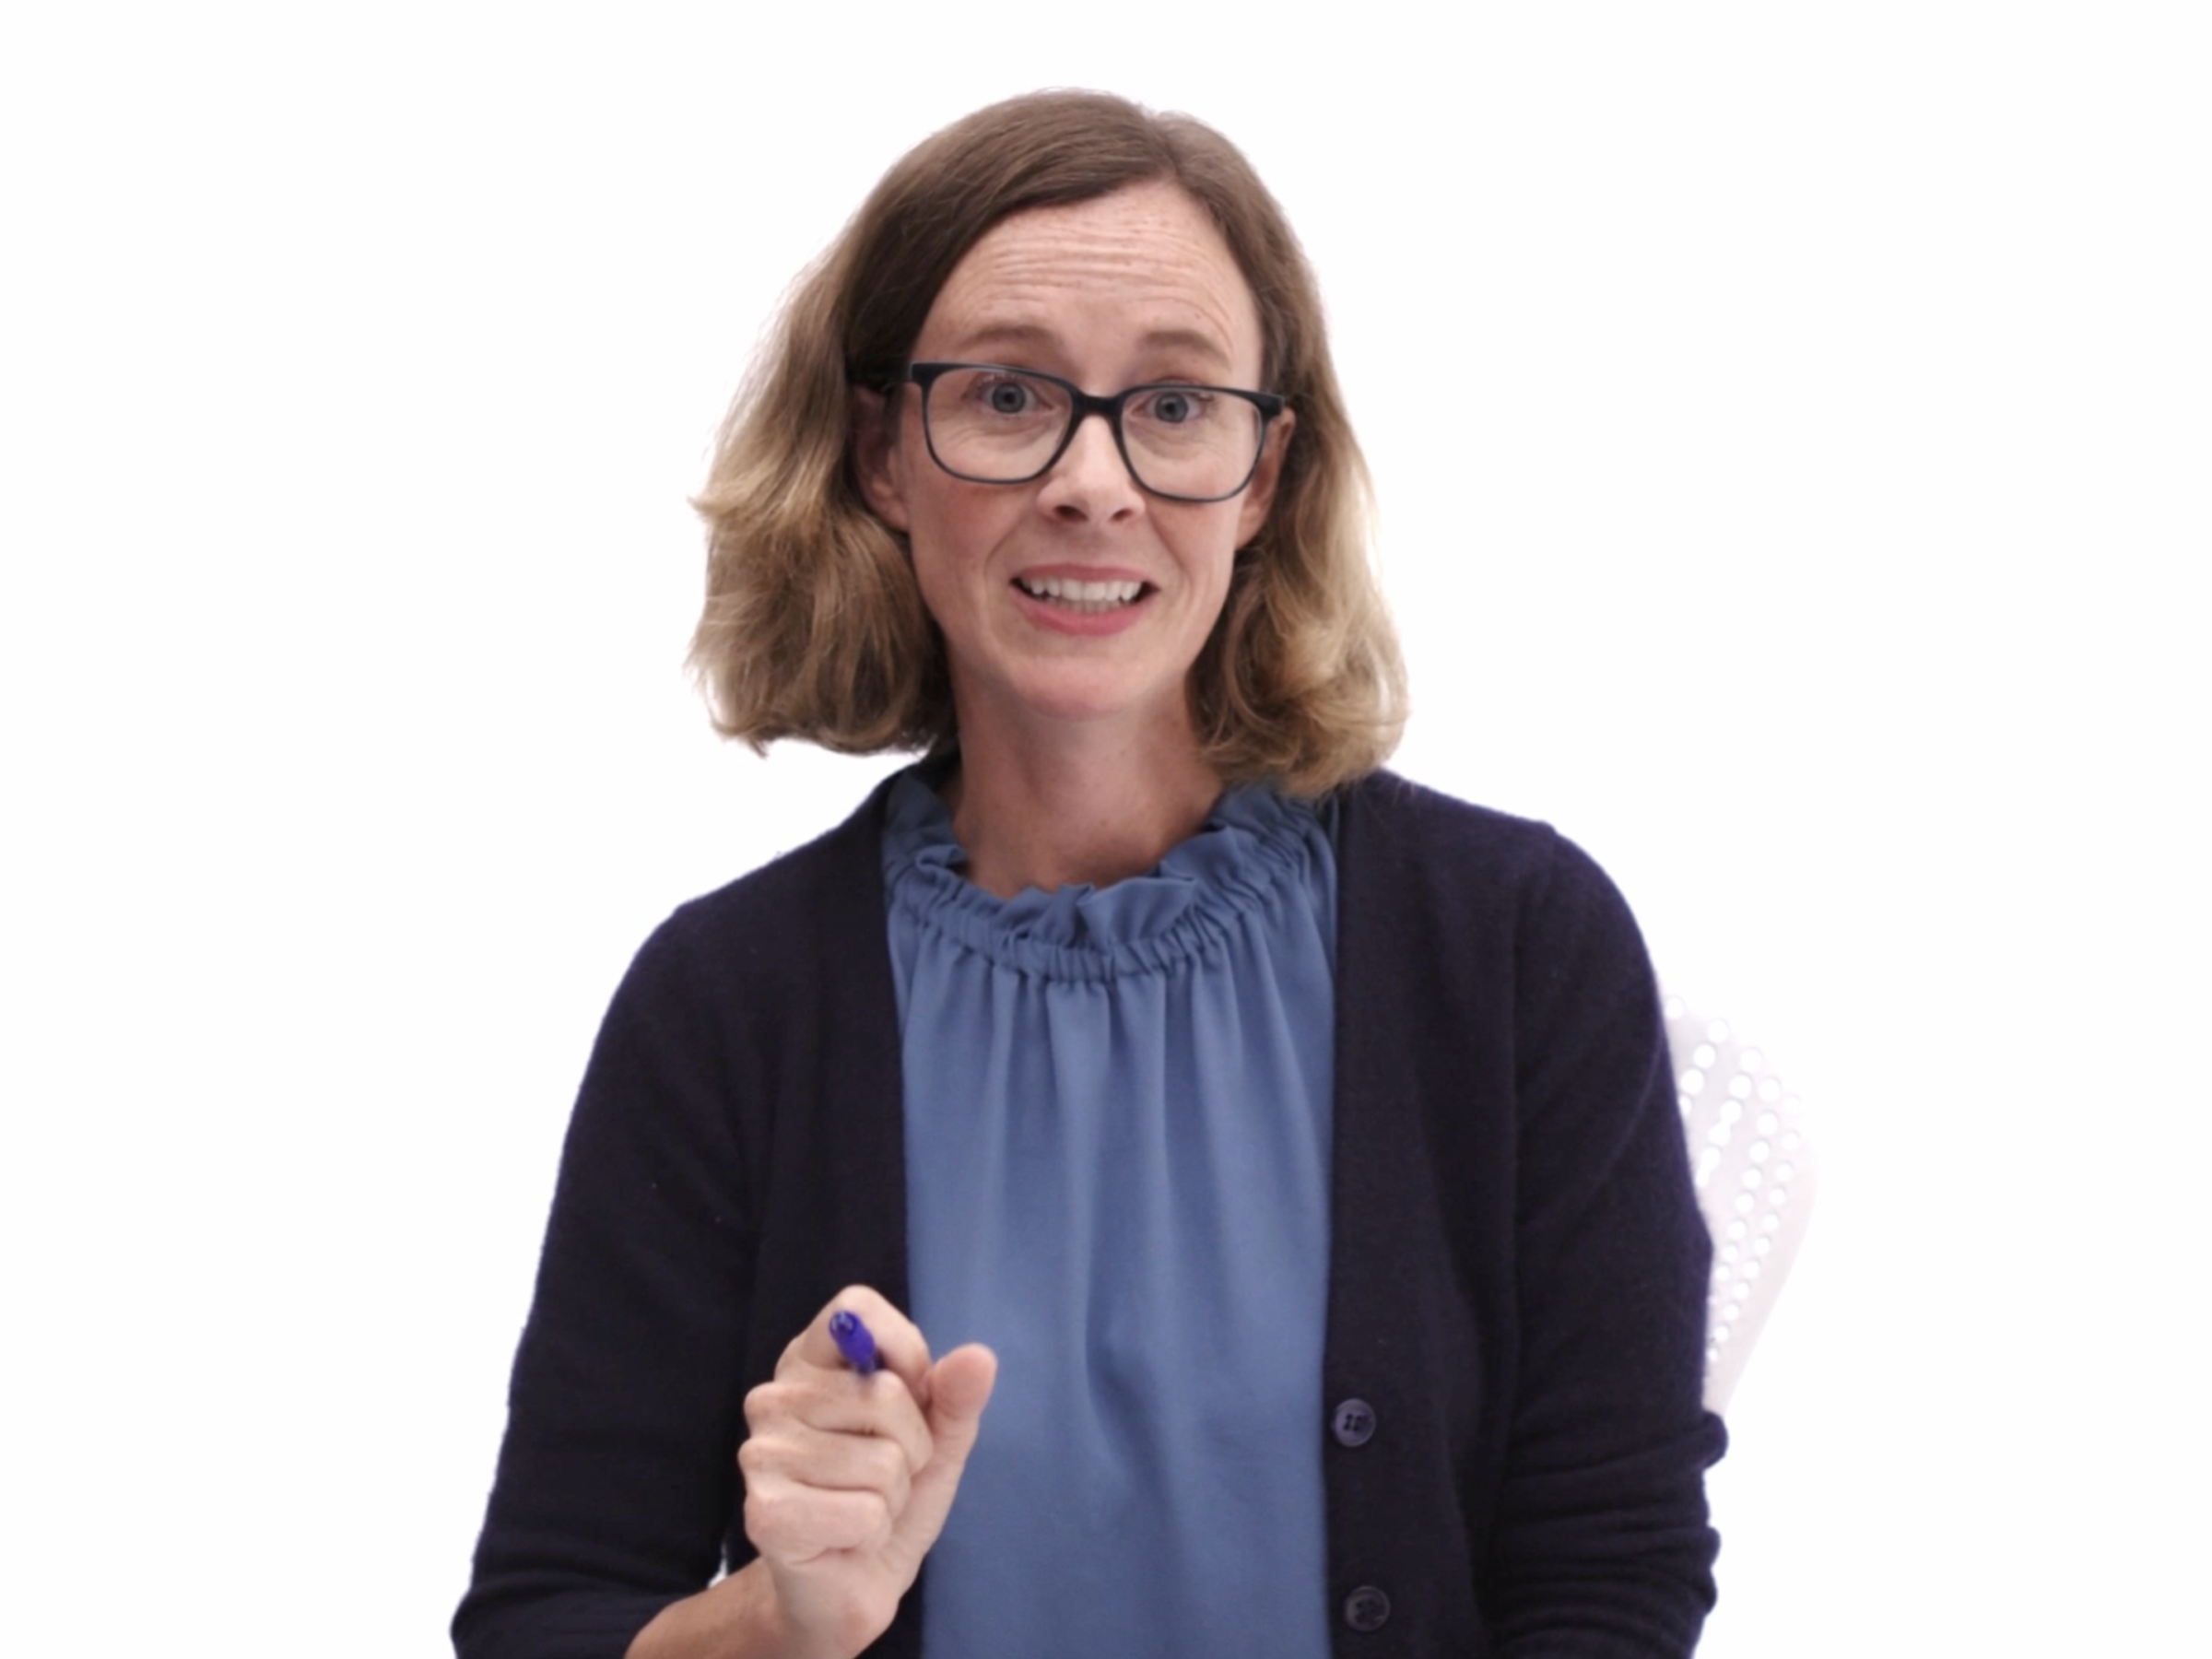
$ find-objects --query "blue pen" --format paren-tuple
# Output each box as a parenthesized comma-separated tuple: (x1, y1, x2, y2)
(828, 1309, 879, 1376)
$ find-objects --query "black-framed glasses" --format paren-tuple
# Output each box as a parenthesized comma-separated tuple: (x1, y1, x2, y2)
(904, 362, 1286, 504)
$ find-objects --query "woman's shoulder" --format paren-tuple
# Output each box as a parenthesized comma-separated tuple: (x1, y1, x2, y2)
(1335, 770, 1646, 961)
(1339, 769, 1577, 885)
(619, 778, 898, 1001)
(1340, 768, 1551, 841)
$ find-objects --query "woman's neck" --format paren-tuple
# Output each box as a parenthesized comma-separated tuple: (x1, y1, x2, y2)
(939, 709, 1223, 900)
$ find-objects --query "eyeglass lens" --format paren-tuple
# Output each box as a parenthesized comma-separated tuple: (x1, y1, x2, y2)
(922, 367, 1263, 500)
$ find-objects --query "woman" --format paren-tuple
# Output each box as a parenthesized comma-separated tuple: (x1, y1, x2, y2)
(455, 91, 1723, 1659)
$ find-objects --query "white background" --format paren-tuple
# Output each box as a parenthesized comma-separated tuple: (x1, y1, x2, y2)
(4, 3, 2206, 1652)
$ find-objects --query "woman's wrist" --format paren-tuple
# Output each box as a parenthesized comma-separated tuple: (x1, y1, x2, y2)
(624, 1559, 820, 1659)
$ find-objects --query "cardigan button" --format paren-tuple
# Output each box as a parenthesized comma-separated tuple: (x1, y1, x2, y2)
(1343, 1584, 1392, 1632)
(1331, 1397, 1377, 1447)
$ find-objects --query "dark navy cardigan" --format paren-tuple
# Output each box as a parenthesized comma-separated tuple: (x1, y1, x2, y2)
(455, 771, 1724, 1657)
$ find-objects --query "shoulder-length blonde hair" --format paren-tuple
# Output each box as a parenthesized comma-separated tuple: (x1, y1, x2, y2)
(690, 89, 1406, 794)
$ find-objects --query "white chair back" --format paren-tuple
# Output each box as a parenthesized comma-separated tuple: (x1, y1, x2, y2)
(1663, 994, 1817, 1413)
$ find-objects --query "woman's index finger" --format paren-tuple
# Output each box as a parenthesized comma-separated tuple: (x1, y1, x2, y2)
(808, 1285, 933, 1387)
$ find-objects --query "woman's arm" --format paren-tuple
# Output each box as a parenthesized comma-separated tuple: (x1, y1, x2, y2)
(453, 916, 764, 1658)
(455, 875, 994, 1659)
(1488, 831, 1724, 1654)
(624, 1561, 796, 1659)
(1328, 779, 1720, 1653)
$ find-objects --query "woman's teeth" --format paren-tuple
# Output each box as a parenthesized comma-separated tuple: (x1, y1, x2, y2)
(1016, 576, 1145, 614)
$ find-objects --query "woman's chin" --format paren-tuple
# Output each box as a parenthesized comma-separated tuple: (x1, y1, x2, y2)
(968, 663, 1195, 744)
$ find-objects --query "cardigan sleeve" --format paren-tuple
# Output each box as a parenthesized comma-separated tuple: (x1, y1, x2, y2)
(451, 910, 759, 1659)
(1488, 831, 1725, 1656)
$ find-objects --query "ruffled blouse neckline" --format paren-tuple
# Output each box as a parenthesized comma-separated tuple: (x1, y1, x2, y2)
(880, 767, 1328, 982)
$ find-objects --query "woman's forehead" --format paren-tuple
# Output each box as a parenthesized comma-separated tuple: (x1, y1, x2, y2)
(916, 182, 1263, 377)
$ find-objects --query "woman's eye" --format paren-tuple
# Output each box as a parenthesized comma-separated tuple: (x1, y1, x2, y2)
(1144, 388, 1205, 425)
(984, 380, 1033, 414)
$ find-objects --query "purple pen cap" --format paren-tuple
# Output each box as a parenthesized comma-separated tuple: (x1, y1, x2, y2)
(828, 1309, 879, 1375)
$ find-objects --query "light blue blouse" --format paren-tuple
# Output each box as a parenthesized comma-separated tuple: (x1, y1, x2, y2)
(882, 767, 1338, 1658)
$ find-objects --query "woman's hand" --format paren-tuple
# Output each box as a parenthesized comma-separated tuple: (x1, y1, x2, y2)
(746, 1288, 1004, 1657)
(625, 1288, 995, 1659)
(627, 1288, 995, 1659)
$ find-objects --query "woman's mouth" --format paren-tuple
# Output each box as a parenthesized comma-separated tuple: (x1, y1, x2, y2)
(1013, 575, 1149, 615)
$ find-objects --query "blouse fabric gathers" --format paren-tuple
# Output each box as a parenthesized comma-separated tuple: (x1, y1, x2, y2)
(880, 770, 1340, 1659)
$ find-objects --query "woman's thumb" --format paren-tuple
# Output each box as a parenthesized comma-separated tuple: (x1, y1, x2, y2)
(882, 1344, 999, 1575)
(924, 1343, 997, 1463)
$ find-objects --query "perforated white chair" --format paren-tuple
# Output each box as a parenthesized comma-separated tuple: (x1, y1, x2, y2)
(1662, 994, 1817, 1413)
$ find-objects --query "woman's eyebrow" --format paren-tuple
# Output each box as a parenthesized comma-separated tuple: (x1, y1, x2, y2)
(938, 322, 1237, 376)
(938, 321, 1061, 359)
(1131, 328, 1236, 373)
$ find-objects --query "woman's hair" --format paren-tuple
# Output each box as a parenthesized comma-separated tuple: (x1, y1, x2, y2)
(689, 89, 1406, 794)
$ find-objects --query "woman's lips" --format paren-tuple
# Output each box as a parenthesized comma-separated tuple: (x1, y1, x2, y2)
(1009, 572, 1156, 635)
(1014, 573, 1146, 613)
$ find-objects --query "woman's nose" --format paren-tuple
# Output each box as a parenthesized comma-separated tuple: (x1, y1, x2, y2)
(1040, 410, 1143, 519)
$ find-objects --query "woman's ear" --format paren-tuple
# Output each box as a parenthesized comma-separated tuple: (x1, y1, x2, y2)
(1234, 406, 1296, 548)
(851, 386, 912, 533)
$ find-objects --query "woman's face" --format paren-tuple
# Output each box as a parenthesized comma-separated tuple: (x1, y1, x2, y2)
(857, 182, 1291, 747)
